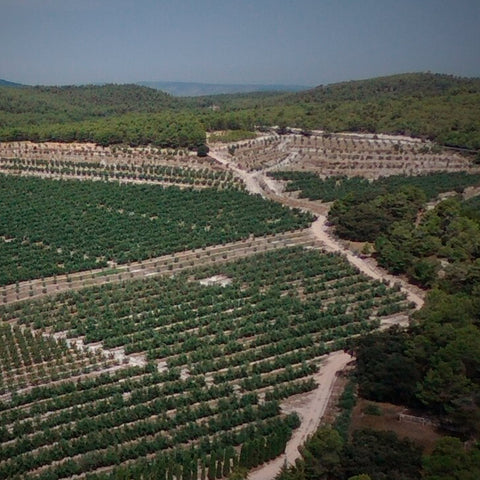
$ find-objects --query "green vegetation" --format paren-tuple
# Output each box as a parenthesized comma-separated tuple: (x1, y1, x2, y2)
(208, 129, 257, 143)
(353, 327, 419, 407)
(0, 157, 244, 190)
(0, 324, 116, 394)
(0, 175, 312, 285)
(1, 72, 480, 478)
(277, 426, 423, 480)
(462, 194, 480, 223)
(1, 73, 480, 150)
(278, 329, 480, 479)
(423, 437, 480, 480)
(0, 83, 178, 122)
(0, 247, 411, 479)
(269, 171, 480, 203)
(295, 172, 479, 289)
(196, 73, 480, 150)
(2, 247, 409, 360)
(329, 185, 426, 243)
(373, 196, 480, 287)
(353, 287, 480, 437)
(277, 425, 480, 480)
(0, 84, 205, 148)
(0, 112, 206, 148)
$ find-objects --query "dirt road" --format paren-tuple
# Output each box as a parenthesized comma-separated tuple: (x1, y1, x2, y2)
(310, 217, 424, 309)
(248, 352, 351, 480)
(208, 147, 425, 310)
(208, 146, 426, 479)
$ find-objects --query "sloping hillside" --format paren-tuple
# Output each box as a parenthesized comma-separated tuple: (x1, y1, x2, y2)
(197, 73, 480, 150)
(1, 73, 479, 150)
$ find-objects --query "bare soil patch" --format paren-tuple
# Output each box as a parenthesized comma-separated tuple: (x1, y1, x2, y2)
(198, 274, 232, 287)
(219, 131, 478, 178)
(248, 351, 352, 480)
(350, 398, 442, 454)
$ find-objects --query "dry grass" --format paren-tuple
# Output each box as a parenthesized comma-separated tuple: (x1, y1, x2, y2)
(350, 398, 443, 454)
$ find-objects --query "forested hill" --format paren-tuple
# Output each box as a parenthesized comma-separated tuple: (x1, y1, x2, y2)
(191, 73, 479, 106)
(297, 73, 480, 149)
(194, 73, 480, 150)
(0, 83, 180, 122)
(0, 79, 24, 87)
(295, 72, 480, 102)
(1, 73, 480, 150)
(0, 84, 205, 148)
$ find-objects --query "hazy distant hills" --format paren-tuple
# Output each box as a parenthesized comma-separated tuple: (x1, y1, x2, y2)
(1, 72, 479, 149)
(0, 78, 308, 96)
(0, 79, 24, 87)
(137, 81, 309, 96)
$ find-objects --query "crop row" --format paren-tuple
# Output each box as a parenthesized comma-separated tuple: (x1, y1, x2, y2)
(227, 133, 472, 175)
(0, 325, 118, 395)
(268, 171, 480, 202)
(0, 157, 244, 190)
(1, 228, 315, 305)
(0, 247, 412, 478)
(0, 174, 312, 285)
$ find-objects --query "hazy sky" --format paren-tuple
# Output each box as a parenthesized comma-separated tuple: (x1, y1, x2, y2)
(1, 0, 479, 86)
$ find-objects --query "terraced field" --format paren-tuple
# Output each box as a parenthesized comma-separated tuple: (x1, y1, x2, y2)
(268, 171, 480, 202)
(0, 174, 311, 286)
(0, 157, 243, 191)
(0, 247, 412, 479)
(0, 142, 246, 190)
(223, 132, 476, 177)
(0, 136, 432, 479)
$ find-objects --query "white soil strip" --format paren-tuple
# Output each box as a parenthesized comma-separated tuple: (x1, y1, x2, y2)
(207, 144, 427, 480)
(310, 217, 424, 309)
(248, 351, 351, 480)
(208, 150, 264, 196)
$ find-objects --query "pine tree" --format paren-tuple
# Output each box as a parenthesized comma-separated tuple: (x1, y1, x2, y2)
(215, 459, 223, 479)
(207, 452, 216, 480)
(182, 463, 191, 480)
(222, 449, 231, 477)
(239, 443, 248, 467)
(251, 438, 260, 467)
(191, 459, 198, 480)
(257, 436, 266, 465)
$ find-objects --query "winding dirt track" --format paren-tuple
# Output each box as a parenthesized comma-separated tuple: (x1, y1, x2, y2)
(208, 148, 425, 311)
(1, 149, 425, 480)
(248, 351, 351, 480)
(208, 148, 425, 479)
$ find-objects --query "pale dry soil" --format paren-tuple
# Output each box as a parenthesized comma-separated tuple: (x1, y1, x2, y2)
(209, 145, 426, 479)
(0, 141, 429, 479)
(248, 351, 351, 480)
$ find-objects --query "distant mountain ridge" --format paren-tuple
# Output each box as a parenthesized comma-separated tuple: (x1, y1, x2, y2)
(137, 81, 309, 96)
(1, 72, 479, 150)
(0, 79, 24, 87)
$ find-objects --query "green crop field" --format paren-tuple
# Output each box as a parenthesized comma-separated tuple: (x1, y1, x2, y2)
(269, 171, 480, 202)
(0, 175, 312, 286)
(0, 247, 411, 479)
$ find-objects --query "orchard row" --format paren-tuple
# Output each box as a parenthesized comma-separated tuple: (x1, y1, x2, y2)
(0, 247, 412, 478)
(0, 175, 312, 285)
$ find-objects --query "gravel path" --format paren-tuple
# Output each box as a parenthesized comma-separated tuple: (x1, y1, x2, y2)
(208, 146, 426, 479)
(248, 351, 351, 480)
